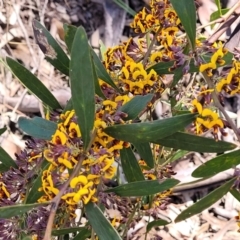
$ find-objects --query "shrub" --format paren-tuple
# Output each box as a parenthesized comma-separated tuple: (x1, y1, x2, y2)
(1, 0, 240, 239)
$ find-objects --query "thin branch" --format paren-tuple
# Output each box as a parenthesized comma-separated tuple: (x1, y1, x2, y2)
(207, 1, 240, 43)
(177, 16, 226, 40)
(207, 14, 238, 44)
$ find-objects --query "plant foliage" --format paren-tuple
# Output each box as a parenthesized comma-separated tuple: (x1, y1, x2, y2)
(1, 0, 240, 239)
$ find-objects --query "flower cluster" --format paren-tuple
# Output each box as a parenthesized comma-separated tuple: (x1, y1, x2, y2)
(120, 60, 164, 95)
(216, 61, 240, 95)
(104, 0, 188, 84)
(131, 0, 180, 39)
(199, 46, 227, 77)
(0, 139, 49, 239)
(191, 99, 224, 138)
(39, 109, 130, 206)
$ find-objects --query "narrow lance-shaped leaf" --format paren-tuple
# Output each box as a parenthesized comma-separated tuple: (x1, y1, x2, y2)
(91, 49, 119, 91)
(72, 228, 91, 240)
(192, 149, 240, 178)
(18, 117, 57, 140)
(148, 53, 232, 77)
(0, 202, 48, 219)
(63, 24, 105, 98)
(63, 24, 77, 52)
(63, 98, 73, 113)
(105, 179, 180, 197)
(170, 0, 196, 49)
(104, 113, 196, 143)
(175, 178, 235, 222)
(146, 219, 170, 233)
(22, 237, 32, 240)
(120, 147, 145, 182)
(64, 24, 105, 99)
(0, 128, 6, 135)
(32, 20, 70, 76)
(171, 64, 184, 87)
(99, 39, 107, 59)
(85, 202, 121, 240)
(132, 142, 154, 168)
(70, 27, 95, 150)
(63, 24, 119, 92)
(210, 9, 229, 29)
(230, 189, 240, 202)
(154, 132, 236, 153)
(6, 57, 62, 110)
(0, 147, 18, 171)
(169, 150, 189, 163)
(215, 0, 222, 14)
(112, 0, 136, 16)
(146, 61, 174, 75)
(120, 94, 154, 120)
(52, 227, 88, 236)
(91, 57, 106, 99)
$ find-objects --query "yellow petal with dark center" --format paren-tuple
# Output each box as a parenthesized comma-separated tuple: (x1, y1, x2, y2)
(58, 157, 73, 169)
(70, 175, 88, 188)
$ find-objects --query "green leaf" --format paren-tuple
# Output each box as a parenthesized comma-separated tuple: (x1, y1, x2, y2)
(85, 202, 121, 240)
(210, 9, 229, 28)
(70, 27, 95, 150)
(230, 188, 240, 202)
(32, 20, 70, 76)
(175, 178, 235, 222)
(72, 228, 91, 240)
(63, 24, 77, 52)
(22, 237, 32, 240)
(147, 60, 198, 76)
(146, 219, 170, 233)
(105, 179, 180, 196)
(120, 94, 154, 120)
(201, 51, 233, 66)
(171, 65, 184, 87)
(120, 147, 145, 182)
(6, 57, 62, 110)
(26, 161, 50, 204)
(148, 52, 233, 77)
(169, 150, 189, 163)
(170, 0, 196, 49)
(18, 117, 57, 140)
(154, 132, 236, 153)
(214, 0, 221, 14)
(90, 52, 106, 99)
(63, 24, 105, 99)
(0, 127, 6, 135)
(132, 142, 154, 168)
(0, 146, 18, 171)
(63, 98, 73, 113)
(91, 49, 119, 91)
(52, 227, 86, 236)
(104, 113, 196, 143)
(146, 61, 174, 75)
(112, 0, 136, 16)
(63, 23, 118, 92)
(192, 150, 240, 178)
(99, 40, 107, 59)
(0, 202, 47, 218)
